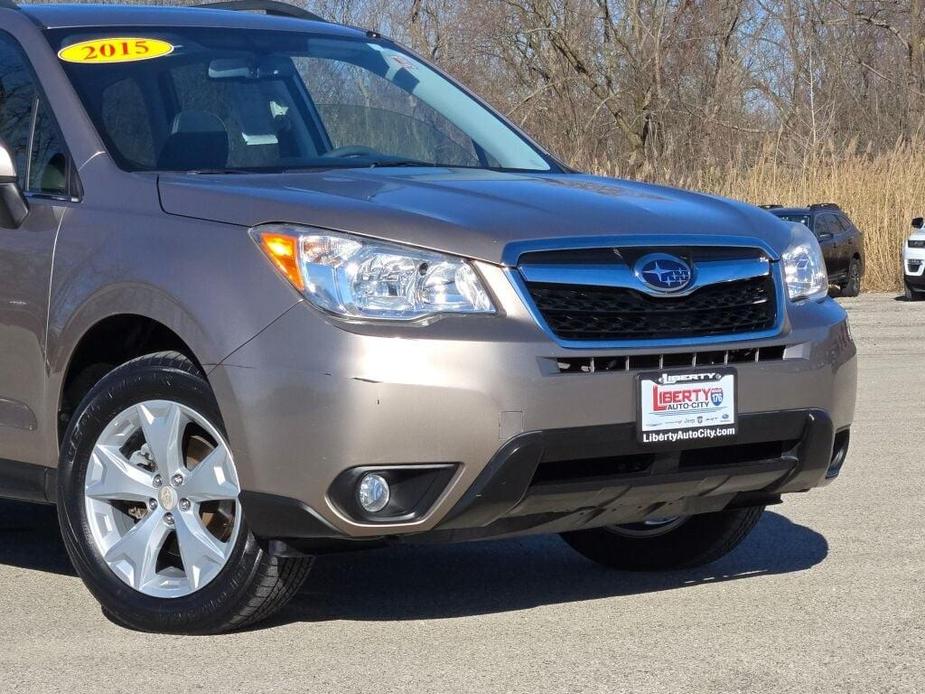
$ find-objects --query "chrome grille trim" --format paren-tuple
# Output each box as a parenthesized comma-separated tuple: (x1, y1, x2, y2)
(519, 256, 770, 298)
(507, 240, 788, 349)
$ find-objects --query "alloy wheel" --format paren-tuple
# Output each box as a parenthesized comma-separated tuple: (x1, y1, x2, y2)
(83, 400, 242, 598)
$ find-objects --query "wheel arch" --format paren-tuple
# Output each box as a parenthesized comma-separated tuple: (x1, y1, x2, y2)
(55, 313, 206, 445)
(849, 252, 864, 280)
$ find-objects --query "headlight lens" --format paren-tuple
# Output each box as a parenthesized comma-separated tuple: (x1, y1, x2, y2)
(251, 225, 495, 320)
(782, 222, 828, 301)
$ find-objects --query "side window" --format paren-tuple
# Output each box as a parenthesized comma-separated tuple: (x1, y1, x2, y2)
(814, 214, 835, 238)
(29, 99, 68, 196)
(0, 34, 36, 186)
(0, 32, 71, 197)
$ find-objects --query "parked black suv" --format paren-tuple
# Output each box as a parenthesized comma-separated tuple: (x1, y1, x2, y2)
(761, 204, 864, 296)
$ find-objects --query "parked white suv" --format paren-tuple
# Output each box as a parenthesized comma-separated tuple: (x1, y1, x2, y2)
(905, 218, 925, 300)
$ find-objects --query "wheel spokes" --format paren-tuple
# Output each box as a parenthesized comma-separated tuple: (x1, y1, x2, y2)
(86, 444, 156, 502)
(104, 509, 171, 590)
(174, 508, 231, 590)
(137, 402, 186, 479)
(86, 399, 242, 598)
(182, 445, 240, 502)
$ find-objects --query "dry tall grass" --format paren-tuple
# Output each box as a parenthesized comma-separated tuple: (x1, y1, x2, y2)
(592, 139, 925, 292)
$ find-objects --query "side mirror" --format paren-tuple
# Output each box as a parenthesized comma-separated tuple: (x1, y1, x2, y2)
(912, 217, 924, 229)
(0, 139, 28, 229)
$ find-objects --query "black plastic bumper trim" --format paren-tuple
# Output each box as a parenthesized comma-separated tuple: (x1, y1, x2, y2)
(438, 409, 832, 531)
(239, 491, 346, 540)
(241, 409, 837, 549)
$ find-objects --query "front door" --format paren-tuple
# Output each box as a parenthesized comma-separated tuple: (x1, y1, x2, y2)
(0, 31, 74, 467)
(814, 213, 843, 279)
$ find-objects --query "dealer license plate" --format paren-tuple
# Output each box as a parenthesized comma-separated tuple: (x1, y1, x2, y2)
(638, 368, 737, 444)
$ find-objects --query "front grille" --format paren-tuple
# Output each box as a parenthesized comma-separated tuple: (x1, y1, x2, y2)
(526, 275, 777, 341)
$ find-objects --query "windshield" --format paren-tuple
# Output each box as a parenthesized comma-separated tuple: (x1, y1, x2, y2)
(775, 213, 811, 227)
(47, 27, 556, 173)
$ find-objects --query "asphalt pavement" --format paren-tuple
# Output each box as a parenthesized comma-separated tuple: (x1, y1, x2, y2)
(0, 292, 921, 693)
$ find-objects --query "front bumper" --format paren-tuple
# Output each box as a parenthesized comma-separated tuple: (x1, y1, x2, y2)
(904, 244, 925, 289)
(239, 408, 845, 548)
(209, 264, 856, 543)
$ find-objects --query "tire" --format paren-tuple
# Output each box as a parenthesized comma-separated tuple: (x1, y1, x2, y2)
(57, 351, 312, 634)
(561, 506, 764, 571)
(838, 258, 861, 297)
(906, 284, 922, 301)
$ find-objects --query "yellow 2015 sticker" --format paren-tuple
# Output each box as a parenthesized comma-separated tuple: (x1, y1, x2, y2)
(58, 38, 174, 64)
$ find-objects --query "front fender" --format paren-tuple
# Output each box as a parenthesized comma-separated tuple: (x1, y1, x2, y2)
(42, 188, 300, 466)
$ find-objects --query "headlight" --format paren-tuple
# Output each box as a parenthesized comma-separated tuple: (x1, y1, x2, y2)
(251, 224, 496, 320)
(782, 222, 828, 301)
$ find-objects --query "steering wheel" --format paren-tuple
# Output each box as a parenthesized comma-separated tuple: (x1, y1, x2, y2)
(321, 145, 382, 159)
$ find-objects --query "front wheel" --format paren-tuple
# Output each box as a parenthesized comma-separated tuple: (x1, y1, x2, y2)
(906, 284, 923, 301)
(57, 352, 312, 634)
(561, 506, 764, 571)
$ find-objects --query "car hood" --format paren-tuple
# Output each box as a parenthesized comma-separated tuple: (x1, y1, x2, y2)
(157, 168, 792, 264)
(910, 230, 925, 242)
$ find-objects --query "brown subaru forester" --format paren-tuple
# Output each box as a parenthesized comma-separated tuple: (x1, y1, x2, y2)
(0, 0, 855, 633)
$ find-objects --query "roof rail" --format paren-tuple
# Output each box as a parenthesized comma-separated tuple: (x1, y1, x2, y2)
(809, 202, 840, 210)
(196, 0, 326, 22)
(758, 204, 783, 209)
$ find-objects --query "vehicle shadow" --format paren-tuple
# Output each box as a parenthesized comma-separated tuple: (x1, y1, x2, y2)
(276, 510, 828, 626)
(0, 500, 73, 577)
(0, 502, 828, 627)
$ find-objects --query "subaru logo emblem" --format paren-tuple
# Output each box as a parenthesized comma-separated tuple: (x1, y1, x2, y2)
(634, 253, 693, 292)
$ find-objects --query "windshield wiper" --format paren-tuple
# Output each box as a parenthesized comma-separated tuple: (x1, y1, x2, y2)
(367, 159, 438, 169)
(186, 169, 252, 175)
(281, 160, 439, 172)
(178, 161, 440, 176)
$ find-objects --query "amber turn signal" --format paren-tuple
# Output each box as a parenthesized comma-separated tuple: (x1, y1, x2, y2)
(255, 232, 304, 291)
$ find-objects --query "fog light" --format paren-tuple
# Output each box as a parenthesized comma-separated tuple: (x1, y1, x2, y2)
(357, 473, 390, 513)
